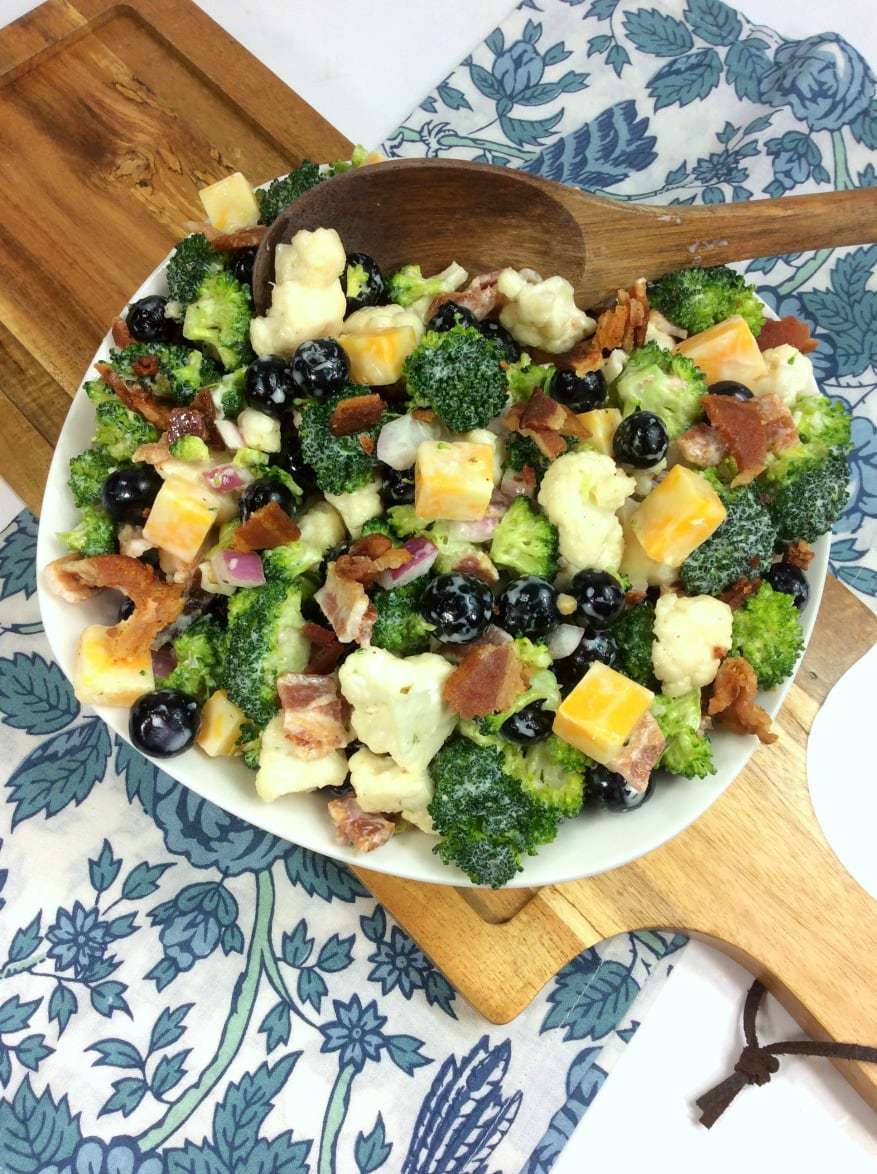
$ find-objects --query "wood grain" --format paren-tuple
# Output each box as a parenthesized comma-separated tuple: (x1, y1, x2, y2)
(1, 0, 875, 1111)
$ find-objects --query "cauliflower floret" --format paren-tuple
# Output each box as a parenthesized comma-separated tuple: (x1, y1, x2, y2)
(255, 715, 349, 801)
(750, 345, 817, 407)
(498, 269, 595, 354)
(402, 808, 437, 834)
(603, 348, 628, 383)
(652, 593, 733, 697)
(619, 501, 676, 590)
(297, 500, 346, 550)
(348, 747, 433, 813)
(324, 480, 382, 537)
(238, 407, 281, 453)
(250, 226, 347, 357)
(343, 302, 425, 343)
(462, 428, 503, 484)
(338, 647, 456, 772)
(538, 451, 636, 573)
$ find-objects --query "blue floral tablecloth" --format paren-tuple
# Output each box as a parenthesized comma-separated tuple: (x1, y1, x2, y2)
(0, 2, 875, 1172)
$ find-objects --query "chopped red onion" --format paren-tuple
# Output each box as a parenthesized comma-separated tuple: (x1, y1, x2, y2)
(376, 414, 440, 470)
(151, 644, 176, 679)
(202, 463, 253, 494)
(377, 537, 438, 589)
(210, 549, 265, 589)
(548, 624, 585, 661)
(215, 419, 245, 450)
(449, 515, 500, 542)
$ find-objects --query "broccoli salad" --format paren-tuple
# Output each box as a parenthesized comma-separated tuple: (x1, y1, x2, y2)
(46, 159, 853, 887)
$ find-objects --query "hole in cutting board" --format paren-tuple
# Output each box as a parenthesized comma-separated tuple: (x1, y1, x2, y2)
(459, 888, 537, 924)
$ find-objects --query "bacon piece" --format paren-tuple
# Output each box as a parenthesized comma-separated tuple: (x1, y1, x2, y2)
(232, 502, 300, 552)
(719, 577, 762, 611)
(702, 394, 767, 486)
(554, 336, 603, 376)
(45, 554, 184, 659)
(96, 362, 171, 430)
(191, 388, 225, 450)
(112, 316, 133, 347)
(676, 422, 728, 468)
(132, 439, 171, 467)
(520, 390, 590, 441)
(334, 535, 410, 587)
(277, 672, 351, 760)
(607, 710, 666, 792)
(428, 270, 505, 322)
(452, 549, 499, 584)
(784, 540, 814, 570)
(624, 588, 647, 607)
(132, 354, 159, 379)
(592, 278, 650, 352)
(359, 434, 375, 455)
(315, 563, 376, 646)
(328, 796, 396, 853)
(303, 622, 348, 675)
(411, 408, 437, 423)
(755, 392, 798, 453)
(757, 315, 818, 354)
(707, 656, 777, 744)
(329, 393, 386, 437)
(443, 642, 526, 720)
(208, 226, 267, 250)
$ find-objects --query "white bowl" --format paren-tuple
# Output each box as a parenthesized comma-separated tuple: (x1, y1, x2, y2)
(36, 260, 827, 888)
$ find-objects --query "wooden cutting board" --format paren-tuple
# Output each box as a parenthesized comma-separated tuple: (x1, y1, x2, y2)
(3, 0, 876, 1108)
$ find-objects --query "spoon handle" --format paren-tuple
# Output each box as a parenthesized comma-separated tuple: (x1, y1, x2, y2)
(571, 186, 877, 301)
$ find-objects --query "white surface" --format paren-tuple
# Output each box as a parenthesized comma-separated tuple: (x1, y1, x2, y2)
(808, 645, 877, 902)
(3, 0, 876, 1164)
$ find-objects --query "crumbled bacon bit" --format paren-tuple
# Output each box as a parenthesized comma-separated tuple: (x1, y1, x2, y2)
(719, 577, 762, 610)
(303, 622, 348, 675)
(443, 642, 526, 720)
(755, 392, 798, 453)
(232, 502, 300, 552)
(428, 270, 505, 322)
(784, 540, 814, 570)
(112, 316, 133, 347)
(328, 796, 396, 852)
(757, 315, 818, 354)
(208, 225, 267, 250)
(589, 278, 650, 353)
(277, 673, 351, 760)
(676, 422, 728, 468)
(452, 549, 499, 583)
(606, 710, 666, 792)
(554, 338, 604, 376)
(411, 408, 437, 423)
(315, 563, 376, 645)
(96, 362, 171, 430)
(334, 536, 410, 586)
(508, 389, 589, 460)
(329, 393, 385, 436)
(624, 589, 648, 607)
(358, 434, 375, 455)
(132, 354, 159, 379)
(190, 388, 225, 450)
(707, 656, 777, 744)
(702, 394, 767, 485)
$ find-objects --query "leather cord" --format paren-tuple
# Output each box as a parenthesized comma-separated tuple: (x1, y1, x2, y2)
(696, 979, 877, 1128)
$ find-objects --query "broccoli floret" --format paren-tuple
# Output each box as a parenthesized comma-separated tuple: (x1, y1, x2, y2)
(386, 264, 445, 307)
(216, 368, 246, 418)
(505, 733, 590, 817)
(428, 733, 560, 887)
(68, 447, 118, 508)
(612, 342, 708, 439)
(60, 505, 116, 556)
(108, 343, 220, 405)
(478, 641, 560, 736)
(648, 265, 765, 336)
(371, 580, 433, 656)
(680, 477, 777, 596)
(166, 233, 227, 304)
(298, 389, 385, 495)
(170, 435, 209, 461)
(730, 581, 804, 689)
(183, 271, 253, 371)
(404, 326, 507, 431)
(651, 690, 715, 779)
(504, 432, 549, 482)
(507, 354, 556, 403)
(325, 145, 370, 176)
(360, 516, 395, 539)
(157, 617, 226, 702)
(223, 579, 309, 725)
(793, 394, 853, 452)
(761, 446, 850, 543)
(262, 537, 325, 584)
(386, 505, 428, 539)
(256, 162, 323, 225)
(608, 601, 657, 688)
(237, 720, 264, 770)
(85, 380, 160, 461)
(489, 496, 558, 579)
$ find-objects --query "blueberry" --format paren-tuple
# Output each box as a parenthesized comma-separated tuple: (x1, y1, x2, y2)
(291, 339, 349, 398)
(271, 425, 316, 493)
(497, 576, 558, 639)
(244, 356, 297, 416)
(709, 380, 753, 401)
(612, 410, 669, 468)
(570, 570, 624, 628)
(427, 302, 477, 332)
(478, 319, 520, 361)
(239, 477, 296, 521)
(229, 247, 257, 287)
(380, 464, 415, 506)
(343, 252, 385, 316)
(102, 466, 163, 524)
(419, 573, 493, 644)
(127, 295, 175, 343)
(766, 562, 809, 609)
(551, 368, 607, 413)
(589, 765, 654, 812)
(130, 689, 200, 758)
(553, 630, 620, 694)
(501, 703, 553, 744)
(204, 593, 229, 627)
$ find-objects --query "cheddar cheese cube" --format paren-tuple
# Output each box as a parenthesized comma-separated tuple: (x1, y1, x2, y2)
(553, 661, 654, 765)
(578, 408, 622, 456)
(75, 624, 154, 707)
(629, 465, 726, 567)
(674, 315, 767, 387)
(414, 441, 494, 522)
(197, 689, 246, 757)
(143, 477, 219, 562)
(339, 326, 417, 386)
(198, 171, 259, 233)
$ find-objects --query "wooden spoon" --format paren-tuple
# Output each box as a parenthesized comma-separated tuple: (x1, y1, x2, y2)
(252, 158, 877, 315)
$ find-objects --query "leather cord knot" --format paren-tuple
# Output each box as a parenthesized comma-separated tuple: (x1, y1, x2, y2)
(696, 979, 877, 1129)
